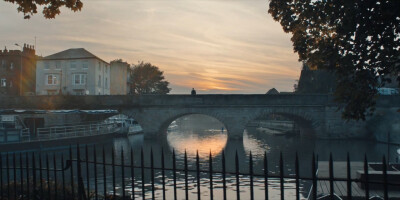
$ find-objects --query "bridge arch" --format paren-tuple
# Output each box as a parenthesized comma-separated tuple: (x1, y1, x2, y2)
(248, 108, 323, 137)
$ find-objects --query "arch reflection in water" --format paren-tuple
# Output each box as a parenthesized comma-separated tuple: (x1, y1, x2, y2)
(166, 114, 227, 159)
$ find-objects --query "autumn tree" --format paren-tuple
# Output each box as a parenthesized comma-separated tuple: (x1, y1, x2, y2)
(129, 62, 171, 95)
(4, 0, 83, 19)
(269, 0, 400, 120)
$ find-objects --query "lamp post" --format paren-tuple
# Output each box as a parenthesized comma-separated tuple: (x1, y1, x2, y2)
(14, 43, 22, 96)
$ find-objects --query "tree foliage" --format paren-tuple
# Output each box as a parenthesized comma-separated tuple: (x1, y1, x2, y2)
(269, 0, 400, 120)
(4, 0, 83, 19)
(129, 62, 171, 95)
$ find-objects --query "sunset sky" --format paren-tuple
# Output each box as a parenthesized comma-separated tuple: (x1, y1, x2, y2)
(0, 0, 301, 94)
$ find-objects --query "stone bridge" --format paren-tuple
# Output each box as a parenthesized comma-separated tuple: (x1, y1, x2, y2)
(0, 94, 399, 140)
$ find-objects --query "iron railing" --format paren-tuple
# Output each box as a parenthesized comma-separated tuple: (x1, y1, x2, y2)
(0, 144, 399, 200)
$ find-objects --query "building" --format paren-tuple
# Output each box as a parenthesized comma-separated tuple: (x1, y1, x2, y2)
(36, 48, 110, 95)
(0, 44, 37, 96)
(110, 59, 131, 95)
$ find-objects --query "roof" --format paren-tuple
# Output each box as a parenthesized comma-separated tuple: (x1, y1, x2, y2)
(41, 48, 109, 64)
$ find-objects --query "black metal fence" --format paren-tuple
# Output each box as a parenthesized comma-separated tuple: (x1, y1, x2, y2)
(0, 144, 399, 200)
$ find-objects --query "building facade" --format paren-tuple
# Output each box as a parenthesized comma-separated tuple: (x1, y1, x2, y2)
(36, 48, 110, 95)
(110, 60, 131, 95)
(0, 44, 37, 96)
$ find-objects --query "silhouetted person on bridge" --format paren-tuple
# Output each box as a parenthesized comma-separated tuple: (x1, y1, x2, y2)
(191, 88, 196, 95)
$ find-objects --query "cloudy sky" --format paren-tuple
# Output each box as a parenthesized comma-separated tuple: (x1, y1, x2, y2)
(0, 0, 301, 94)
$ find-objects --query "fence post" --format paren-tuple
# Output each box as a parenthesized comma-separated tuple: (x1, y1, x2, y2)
(346, 153, 352, 199)
(39, 153, 43, 198)
(196, 151, 200, 200)
(85, 145, 90, 198)
(329, 153, 334, 199)
(249, 152, 254, 200)
(53, 154, 58, 200)
(209, 151, 213, 200)
(32, 152, 38, 200)
(312, 153, 317, 200)
(102, 147, 106, 199)
(19, 153, 24, 200)
(130, 148, 135, 200)
(13, 153, 17, 200)
(161, 149, 166, 200)
(112, 147, 116, 199)
(295, 152, 299, 200)
(25, 152, 30, 199)
(151, 148, 155, 199)
(121, 147, 126, 200)
(363, 154, 369, 200)
(280, 152, 284, 200)
(93, 146, 98, 200)
(141, 148, 145, 200)
(264, 152, 268, 200)
(222, 151, 227, 200)
(235, 151, 240, 200)
(69, 146, 75, 199)
(46, 154, 51, 200)
(184, 150, 188, 200)
(61, 154, 66, 200)
(173, 149, 177, 200)
(383, 156, 388, 200)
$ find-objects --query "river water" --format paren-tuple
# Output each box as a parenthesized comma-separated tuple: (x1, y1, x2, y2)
(8, 114, 400, 199)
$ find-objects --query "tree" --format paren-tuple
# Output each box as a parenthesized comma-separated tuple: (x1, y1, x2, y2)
(4, 0, 83, 19)
(269, 0, 400, 120)
(129, 62, 171, 95)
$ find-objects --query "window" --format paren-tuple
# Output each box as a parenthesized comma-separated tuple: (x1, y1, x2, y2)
(44, 62, 50, 70)
(73, 74, 86, 85)
(1, 60, 5, 67)
(105, 78, 108, 88)
(70, 61, 76, 69)
(105, 65, 108, 74)
(82, 61, 88, 69)
(56, 61, 61, 69)
(98, 75, 101, 86)
(45, 74, 58, 85)
(10, 62, 14, 70)
(1, 79, 6, 87)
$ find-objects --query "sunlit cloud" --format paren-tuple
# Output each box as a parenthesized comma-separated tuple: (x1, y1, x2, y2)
(0, 0, 301, 94)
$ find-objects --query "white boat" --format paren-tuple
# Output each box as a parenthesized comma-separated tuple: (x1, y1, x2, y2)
(105, 115, 143, 135)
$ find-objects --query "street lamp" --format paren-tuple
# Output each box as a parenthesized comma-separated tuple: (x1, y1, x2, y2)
(14, 43, 23, 96)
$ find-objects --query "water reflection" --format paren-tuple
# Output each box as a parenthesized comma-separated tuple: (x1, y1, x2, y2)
(167, 129, 227, 159)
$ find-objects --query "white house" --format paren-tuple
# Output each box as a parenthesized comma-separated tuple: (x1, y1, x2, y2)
(36, 48, 110, 95)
